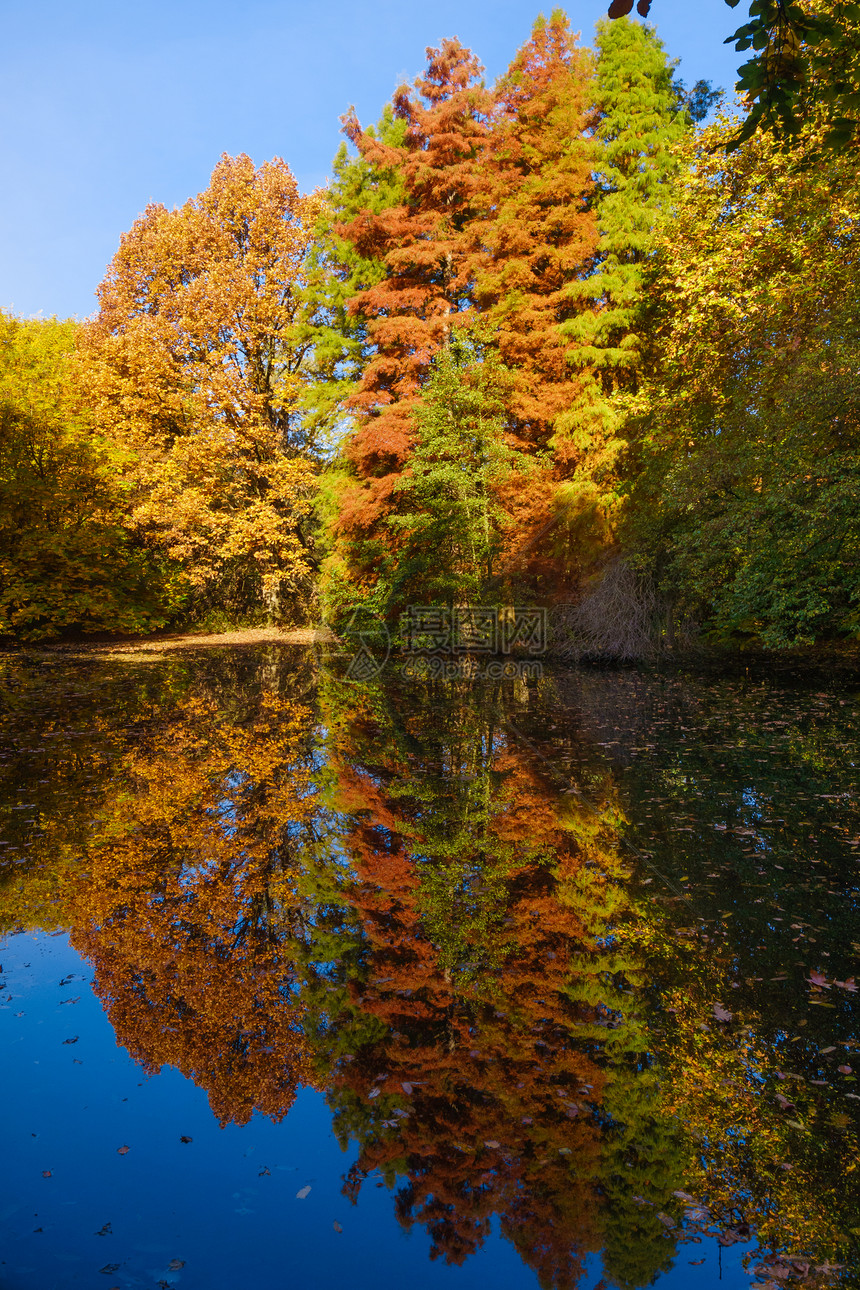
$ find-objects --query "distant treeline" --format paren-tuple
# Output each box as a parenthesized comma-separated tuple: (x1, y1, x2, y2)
(2, 11, 858, 651)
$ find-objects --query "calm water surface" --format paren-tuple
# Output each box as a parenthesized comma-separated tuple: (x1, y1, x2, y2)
(1, 646, 858, 1290)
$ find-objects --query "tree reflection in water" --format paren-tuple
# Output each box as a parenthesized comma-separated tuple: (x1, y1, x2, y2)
(1, 649, 857, 1289)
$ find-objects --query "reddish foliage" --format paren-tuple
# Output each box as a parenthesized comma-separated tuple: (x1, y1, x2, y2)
(475, 14, 598, 453)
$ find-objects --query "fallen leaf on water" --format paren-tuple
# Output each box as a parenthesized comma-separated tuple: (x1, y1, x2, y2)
(95, 1222, 112, 1236)
(689, 1260, 705, 1266)
(258, 1167, 271, 1176)
(657, 1212, 675, 1228)
(42, 1170, 52, 1178)
(116, 1145, 130, 1155)
(179, 1136, 192, 1144)
(167, 1259, 185, 1271)
(483, 1140, 500, 1149)
(99, 1267, 120, 1276)
(401, 1082, 413, 1095)
(333, 1221, 343, 1233)
(673, 1190, 694, 1201)
(296, 1185, 311, 1199)
(62, 1036, 79, 1045)
(838, 1065, 853, 1074)
(368, 1088, 380, 1099)
(712, 1004, 733, 1023)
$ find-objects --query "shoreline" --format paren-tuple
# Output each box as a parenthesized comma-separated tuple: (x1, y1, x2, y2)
(2, 626, 859, 678)
(1, 625, 338, 661)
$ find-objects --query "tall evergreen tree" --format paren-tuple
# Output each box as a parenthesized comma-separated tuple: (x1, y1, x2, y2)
(302, 106, 407, 450)
(558, 18, 690, 519)
(386, 342, 518, 611)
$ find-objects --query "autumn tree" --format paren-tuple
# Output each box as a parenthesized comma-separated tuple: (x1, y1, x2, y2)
(625, 110, 860, 646)
(474, 11, 598, 457)
(0, 312, 179, 639)
(80, 153, 324, 624)
(310, 107, 408, 617)
(463, 12, 601, 599)
(327, 41, 494, 601)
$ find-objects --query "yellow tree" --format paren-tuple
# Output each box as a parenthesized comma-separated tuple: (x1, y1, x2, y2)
(0, 313, 182, 639)
(80, 154, 325, 622)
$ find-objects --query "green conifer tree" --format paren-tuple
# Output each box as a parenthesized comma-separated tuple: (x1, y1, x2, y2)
(386, 342, 519, 612)
(557, 18, 696, 521)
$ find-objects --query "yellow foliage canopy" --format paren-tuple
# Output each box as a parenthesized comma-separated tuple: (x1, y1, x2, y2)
(80, 153, 325, 616)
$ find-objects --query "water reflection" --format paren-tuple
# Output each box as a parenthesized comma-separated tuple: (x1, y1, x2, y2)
(1, 649, 858, 1289)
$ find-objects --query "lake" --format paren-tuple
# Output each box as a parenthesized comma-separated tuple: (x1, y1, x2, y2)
(1, 645, 858, 1290)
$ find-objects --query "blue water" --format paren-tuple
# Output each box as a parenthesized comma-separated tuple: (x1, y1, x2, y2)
(2, 650, 857, 1289)
(1, 932, 750, 1290)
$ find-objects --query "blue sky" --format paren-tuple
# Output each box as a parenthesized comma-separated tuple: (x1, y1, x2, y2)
(2, 0, 743, 321)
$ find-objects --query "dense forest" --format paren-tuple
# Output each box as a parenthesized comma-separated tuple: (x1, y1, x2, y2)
(2, 8, 859, 653)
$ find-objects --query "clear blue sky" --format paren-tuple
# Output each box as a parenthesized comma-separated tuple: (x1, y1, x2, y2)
(1, 0, 743, 321)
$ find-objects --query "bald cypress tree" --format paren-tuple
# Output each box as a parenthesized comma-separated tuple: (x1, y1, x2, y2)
(474, 10, 598, 457)
(322, 41, 494, 616)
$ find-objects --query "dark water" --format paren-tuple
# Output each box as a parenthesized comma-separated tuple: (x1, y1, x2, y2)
(1, 646, 858, 1290)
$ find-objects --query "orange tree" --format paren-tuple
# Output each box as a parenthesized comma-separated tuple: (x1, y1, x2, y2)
(328, 39, 494, 603)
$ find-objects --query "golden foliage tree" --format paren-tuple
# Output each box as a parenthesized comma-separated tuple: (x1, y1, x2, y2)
(0, 313, 179, 639)
(80, 153, 325, 622)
